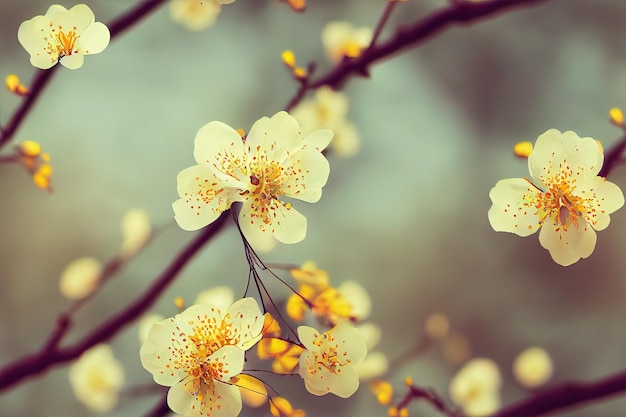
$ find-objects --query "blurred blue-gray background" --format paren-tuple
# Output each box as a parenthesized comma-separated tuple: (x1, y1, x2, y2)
(0, 1, 625, 416)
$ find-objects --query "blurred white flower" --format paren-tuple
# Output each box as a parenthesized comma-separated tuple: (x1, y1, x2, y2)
(59, 257, 101, 300)
(298, 321, 367, 398)
(173, 111, 332, 248)
(194, 285, 235, 309)
(489, 129, 624, 266)
(513, 347, 553, 388)
(138, 312, 164, 344)
(170, 0, 221, 31)
(291, 87, 360, 157)
(449, 358, 501, 417)
(140, 298, 263, 417)
(69, 344, 125, 413)
(355, 323, 387, 381)
(119, 208, 151, 258)
(18, 4, 110, 69)
(322, 21, 372, 62)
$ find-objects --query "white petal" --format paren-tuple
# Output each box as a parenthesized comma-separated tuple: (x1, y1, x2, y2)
(303, 129, 334, 153)
(338, 281, 371, 320)
(579, 177, 624, 231)
(246, 112, 303, 162)
(140, 319, 188, 386)
(271, 203, 307, 244)
(334, 321, 367, 365)
(227, 298, 264, 350)
(193, 121, 248, 184)
(538, 219, 597, 266)
(78, 22, 110, 55)
(282, 148, 330, 203)
(194, 286, 235, 308)
(529, 129, 603, 184)
(208, 345, 245, 382)
(324, 364, 360, 398)
(167, 378, 241, 417)
(488, 178, 541, 237)
(173, 164, 238, 231)
(60, 54, 84, 69)
(297, 326, 319, 351)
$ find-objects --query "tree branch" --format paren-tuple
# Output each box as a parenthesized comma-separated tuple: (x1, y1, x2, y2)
(490, 369, 626, 417)
(0, 0, 167, 150)
(0, 212, 229, 391)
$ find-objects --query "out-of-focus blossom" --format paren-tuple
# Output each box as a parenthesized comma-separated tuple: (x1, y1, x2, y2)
(194, 285, 235, 309)
(513, 347, 553, 388)
(5, 74, 28, 96)
(119, 208, 151, 258)
(170, 0, 222, 31)
(449, 358, 501, 417)
(322, 21, 372, 62)
(69, 344, 125, 413)
(234, 374, 268, 408)
(269, 396, 305, 417)
(59, 257, 101, 299)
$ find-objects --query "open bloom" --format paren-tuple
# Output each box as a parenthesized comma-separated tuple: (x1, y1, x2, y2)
(18, 4, 110, 70)
(322, 21, 372, 62)
(69, 344, 125, 413)
(173, 111, 332, 247)
(170, 0, 222, 31)
(298, 321, 367, 398)
(488, 129, 624, 266)
(140, 298, 264, 417)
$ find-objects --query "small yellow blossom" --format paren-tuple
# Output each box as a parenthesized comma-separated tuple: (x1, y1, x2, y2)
(119, 208, 151, 258)
(173, 296, 185, 309)
(513, 141, 533, 158)
(298, 321, 367, 398)
(68, 344, 125, 413)
(489, 129, 625, 266)
(59, 257, 101, 300)
(449, 358, 501, 417)
(609, 107, 624, 127)
(279, 0, 306, 12)
(281, 50, 307, 79)
(14, 141, 53, 191)
(269, 396, 305, 417)
(234, 374, 268, 408)
(322, 21, 372, 62)
(5, 74, 28, 96)
(172, 111, 333, 248)
(18, 4, 110, 70)
(513, 347, 553, 388)
(370, 380, 393, 405)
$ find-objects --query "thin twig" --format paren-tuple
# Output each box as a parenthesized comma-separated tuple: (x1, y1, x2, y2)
(0, 212, 229, 391)
(366, 0, 400, 53)
(0, 0, 167, 150)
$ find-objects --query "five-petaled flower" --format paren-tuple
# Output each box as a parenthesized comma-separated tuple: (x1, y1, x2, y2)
(298, 321, 367, 398)
(173, 111, 332, 248)
(488, 129, 624, 266)
(140, 298, 264, 417)
(18, 4, 110, 70)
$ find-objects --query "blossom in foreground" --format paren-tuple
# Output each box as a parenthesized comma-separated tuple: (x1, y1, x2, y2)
(18, 4, 110, 70)
(291, 87, 361, 157)
(449, 358, 501, 417)
(173, 111, 332, 247)
(140, 298, 264, 417)
(322, 21, 372, 62)
(488, 129, 624, 266)
(298, 321, 367, 398)
(68, 344, 125, 413)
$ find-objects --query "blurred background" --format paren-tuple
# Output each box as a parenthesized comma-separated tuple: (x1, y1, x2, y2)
(0, 0, 625, 416)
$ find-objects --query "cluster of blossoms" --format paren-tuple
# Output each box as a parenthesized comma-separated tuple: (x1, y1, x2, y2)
(172, 111, 332, 249)
(489, 129, 624, 266)
(170, 0, 237, 31)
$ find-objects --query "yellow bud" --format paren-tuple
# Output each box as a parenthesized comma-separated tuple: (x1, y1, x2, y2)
(37, 164, 53, 177)
(5, 74, 28, 96)
(404, 376, 413, 386)
(293, 67, 307, 79)
(33, 171, 51, 190)
(174, 297, 185, 309)
(513, 141, 533, 158)
(257, 337, 291, 359)
(236, 374, 268, 408)
(270, 397, 293, 417)
(18, 140, 41, 157)
(236, 128, 246, 138)
(609, 107, 624, 126)
(388, 407, 399, 417)
(261, 312, 281, 337)
(371, 380, 393, 405)
(281, 50, 296, 68)
(399, 408, 409, 417)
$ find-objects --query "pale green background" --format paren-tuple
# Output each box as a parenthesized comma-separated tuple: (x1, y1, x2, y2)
(0, 1, 625, 417)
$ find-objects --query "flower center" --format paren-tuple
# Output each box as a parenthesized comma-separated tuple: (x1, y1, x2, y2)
(247, 161, 284, 224)
(55, 30, 78, 56)
(310, 331, 349, 375)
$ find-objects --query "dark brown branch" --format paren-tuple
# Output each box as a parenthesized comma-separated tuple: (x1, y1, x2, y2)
(308, 0, 551, 91)
(398, 384, 461, 417)
(489, 369, 626, 417)
(0, 212, 229, 391)
(599, 130, 626, 177)
(0, 0, 167, 150)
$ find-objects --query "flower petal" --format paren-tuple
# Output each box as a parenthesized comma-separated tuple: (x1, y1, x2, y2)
(167, 377, 242, 417)
(529, 129, 603, 184)
(580, 176, 625, 231)
(488, 178, 541, 237)
(538, 219, 597, 266)
(60, 54, 85, 70)
(78, 22, 111, 55)
(194, 121, 248, 183)
(173, 164, 239, 231)
(282, 148, 330, 203)
(271, 203, 307, 244)
(227, 298, 264, 350)
(297, 326, 319, 351)
(246, 111, 303, 163)
(140, 320, 189, 386)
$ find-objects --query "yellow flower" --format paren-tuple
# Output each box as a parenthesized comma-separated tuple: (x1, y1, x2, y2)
(489, 129, 624, 266)
(18, 4, 110, 70)
(449, 358, 501, 417)
(322, 21, 372, 62)
(173, 111, 333, 248)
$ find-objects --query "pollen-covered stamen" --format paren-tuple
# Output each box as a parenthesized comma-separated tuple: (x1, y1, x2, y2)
(247, 157, 287, 224)
(56, 29, 78, 56)
(308, 330, 349, 375)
